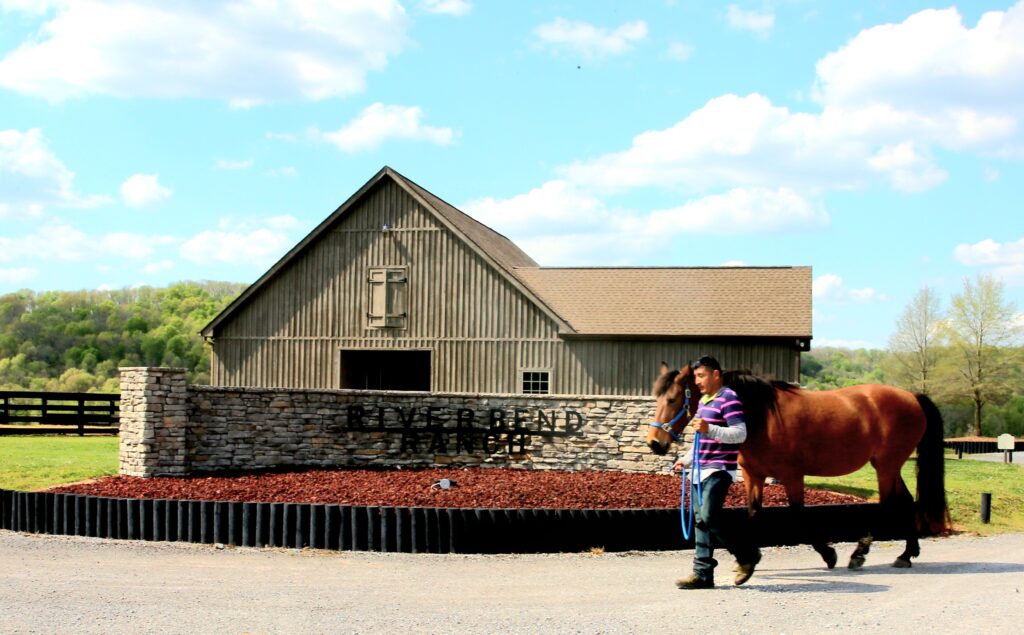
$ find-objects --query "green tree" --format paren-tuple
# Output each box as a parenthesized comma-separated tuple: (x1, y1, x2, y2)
(944, 274, 1022, 436)
(0, 281, 244, 392)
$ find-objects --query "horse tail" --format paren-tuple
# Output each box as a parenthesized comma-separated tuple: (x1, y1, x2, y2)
(914, 394, 950, 535)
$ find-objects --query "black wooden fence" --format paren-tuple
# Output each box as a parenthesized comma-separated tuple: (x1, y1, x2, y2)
(944, 438, 1024, 457)
(0, 391, 119, 436)
(0, 489, 897, 554)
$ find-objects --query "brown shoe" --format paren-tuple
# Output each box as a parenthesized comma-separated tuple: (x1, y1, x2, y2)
(675, 575, 714, 590)
(734, 551, 762, 586)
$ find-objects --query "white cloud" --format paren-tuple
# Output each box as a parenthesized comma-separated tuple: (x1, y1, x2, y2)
(266, 132, 299, 143)
(561, 93, 960, 194)
(265, 166, 297, 177)
(465, 184, 825, 264)
(0, 0, 410, 103)
(265, 215, 304, 231)
(815, 4, 1024, 119)
(142, 259, 174, 274)
(0, 128, 108, 214)
(120, 173, 171, 208)
(954, 237, 1024, 284)
(101, 232, 176, 260)
(463, 180, 610, 238)
(813, 273, 884, 303)
(534, 17, 647, 59)
(954, 237, 1024, 266)
(0, 266, 37, 284)
(638, 187, 828, 234)
(727, 4, 774, 37)
(666, 41, 694, 62)
(420, 0, 471, 16)
(0, 223, 175, 263)
(214, 159, 253, 170)
(318, 103, 455, 153)
(179, 218, 295, 266)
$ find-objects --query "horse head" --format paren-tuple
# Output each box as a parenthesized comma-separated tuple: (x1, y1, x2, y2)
(646, 363, 700, 455)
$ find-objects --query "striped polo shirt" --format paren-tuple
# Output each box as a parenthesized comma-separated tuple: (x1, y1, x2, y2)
(695, 385, 747, 482)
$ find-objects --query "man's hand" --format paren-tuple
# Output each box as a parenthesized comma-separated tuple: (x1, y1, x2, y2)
(690, 417, 709, 434)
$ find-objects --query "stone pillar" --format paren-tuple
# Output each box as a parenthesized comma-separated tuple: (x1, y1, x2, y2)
(118, 367, 189, 477)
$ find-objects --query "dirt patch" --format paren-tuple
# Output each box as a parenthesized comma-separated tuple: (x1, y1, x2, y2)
(49, 467, 866, 509)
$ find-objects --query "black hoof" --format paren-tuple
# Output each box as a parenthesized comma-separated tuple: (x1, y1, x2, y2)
(893, 558, 912, 568)
(848, 556, 865, 570)
(824, 548, 838, 569)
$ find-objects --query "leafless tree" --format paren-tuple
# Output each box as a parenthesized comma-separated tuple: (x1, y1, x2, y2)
(888, 286, 943, 395)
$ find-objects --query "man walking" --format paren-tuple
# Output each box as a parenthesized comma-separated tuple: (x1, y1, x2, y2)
(675, 355, 761, 589)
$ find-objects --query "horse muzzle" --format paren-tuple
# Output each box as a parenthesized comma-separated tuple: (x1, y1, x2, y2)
(648, 439, 668, 455)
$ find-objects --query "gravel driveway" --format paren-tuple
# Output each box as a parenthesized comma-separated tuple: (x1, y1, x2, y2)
(1, 530, 1021, 634)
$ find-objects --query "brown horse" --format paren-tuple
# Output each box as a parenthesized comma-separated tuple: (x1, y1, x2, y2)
(647, 365, 949, 569)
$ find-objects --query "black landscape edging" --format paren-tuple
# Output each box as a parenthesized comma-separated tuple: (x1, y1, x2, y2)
(0, 489, 899, 554)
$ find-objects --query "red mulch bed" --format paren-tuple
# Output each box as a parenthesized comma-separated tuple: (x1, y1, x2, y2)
(49, 468, 867, 510)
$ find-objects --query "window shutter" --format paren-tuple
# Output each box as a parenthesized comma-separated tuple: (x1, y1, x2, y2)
(367, 268, 387, 328)
(367, 267, 408, 329)
(385, 269, 407, 328)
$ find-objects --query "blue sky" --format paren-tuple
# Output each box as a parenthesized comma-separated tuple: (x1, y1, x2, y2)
(1, 1, 1023, 350)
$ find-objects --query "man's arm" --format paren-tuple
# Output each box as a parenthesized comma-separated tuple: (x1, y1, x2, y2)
(704, 394, 747, 443)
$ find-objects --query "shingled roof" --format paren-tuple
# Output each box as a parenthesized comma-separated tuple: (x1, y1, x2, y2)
(512, 266, 812, 338)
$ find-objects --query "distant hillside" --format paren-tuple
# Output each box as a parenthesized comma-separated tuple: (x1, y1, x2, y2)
(0, 281, 246, 392)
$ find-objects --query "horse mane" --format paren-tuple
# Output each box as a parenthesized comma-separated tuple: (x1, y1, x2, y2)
(653, 369, 680, 397)
(722, 370, 799, 432)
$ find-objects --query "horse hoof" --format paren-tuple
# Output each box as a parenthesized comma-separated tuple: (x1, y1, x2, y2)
(848, 556, 865, 570)
(824, 549, 838, 570)
(893, 558, 912, 568)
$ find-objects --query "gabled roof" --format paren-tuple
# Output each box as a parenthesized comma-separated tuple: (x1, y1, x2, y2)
(512, 266, 812, 338)
(202, 166, 571, 337)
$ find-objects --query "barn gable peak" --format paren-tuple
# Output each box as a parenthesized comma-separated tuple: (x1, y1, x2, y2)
(201, 166, 575, 338)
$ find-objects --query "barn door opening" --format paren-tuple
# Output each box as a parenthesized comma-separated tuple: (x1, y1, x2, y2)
(339, 349, 431, 391)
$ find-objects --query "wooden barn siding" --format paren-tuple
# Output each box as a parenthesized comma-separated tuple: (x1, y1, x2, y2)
(211, 336, 797, 396)
(211, 180, 562, 390)
(553, 340, 798, 396)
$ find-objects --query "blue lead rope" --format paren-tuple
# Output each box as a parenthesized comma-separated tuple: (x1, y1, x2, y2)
(680, 431, 702, 541)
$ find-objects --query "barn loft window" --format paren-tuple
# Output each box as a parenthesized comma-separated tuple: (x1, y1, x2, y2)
(367, 267, 408, 329)
(521, 370, 550, 395)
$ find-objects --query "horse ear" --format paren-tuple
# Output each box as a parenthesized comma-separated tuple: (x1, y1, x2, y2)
(659, 361, 670, 375)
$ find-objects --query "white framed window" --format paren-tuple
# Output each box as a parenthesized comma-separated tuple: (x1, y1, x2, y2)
(521, 369, 551, 395)
(367, 267, 408, 329)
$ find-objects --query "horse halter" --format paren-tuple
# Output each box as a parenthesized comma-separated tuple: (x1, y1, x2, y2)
(649, 387, 692, 443)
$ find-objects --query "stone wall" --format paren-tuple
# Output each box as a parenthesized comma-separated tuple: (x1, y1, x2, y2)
(119, 367, 681, 476)
(119, 368, 189, 477)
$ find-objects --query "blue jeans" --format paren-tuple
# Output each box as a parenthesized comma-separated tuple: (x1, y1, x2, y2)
(692, 470, 758, 582)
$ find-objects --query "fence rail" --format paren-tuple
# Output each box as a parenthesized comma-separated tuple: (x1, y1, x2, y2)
(945, 438, 1024, 457)
(0, 489, 897, 554)
(0, 391, 119, 436)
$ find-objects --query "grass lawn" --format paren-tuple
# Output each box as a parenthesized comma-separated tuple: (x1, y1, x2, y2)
(0, 435, 118, 492)
(806, 457, 1024, 536)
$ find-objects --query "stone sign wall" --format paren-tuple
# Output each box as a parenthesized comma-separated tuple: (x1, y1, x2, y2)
(118, 367, 673, 477)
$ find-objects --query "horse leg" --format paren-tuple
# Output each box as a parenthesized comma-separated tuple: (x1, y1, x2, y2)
(884, 474, 919, 568)
(738, 468, 765, 571)
(848, 462, 885, 570)
(783, 477, 837, 569)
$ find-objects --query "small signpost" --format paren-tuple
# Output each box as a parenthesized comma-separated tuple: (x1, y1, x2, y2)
(997, 433, 1015, 464)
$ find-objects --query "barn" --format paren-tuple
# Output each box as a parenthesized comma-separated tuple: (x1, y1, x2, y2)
(201, 167, 811, 396)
